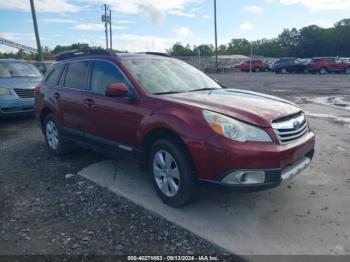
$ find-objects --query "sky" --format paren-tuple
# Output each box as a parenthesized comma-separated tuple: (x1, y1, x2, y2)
(0, 0, 350, 53)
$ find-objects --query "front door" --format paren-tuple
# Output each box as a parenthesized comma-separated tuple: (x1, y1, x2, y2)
(83, 60, 142, 151)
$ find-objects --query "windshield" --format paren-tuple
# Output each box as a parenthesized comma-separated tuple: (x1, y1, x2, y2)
(0, 62, 42, 78)
(121, 58, 221, 94)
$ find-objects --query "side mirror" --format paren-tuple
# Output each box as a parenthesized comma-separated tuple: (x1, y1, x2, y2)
(106, 82, 129, 97)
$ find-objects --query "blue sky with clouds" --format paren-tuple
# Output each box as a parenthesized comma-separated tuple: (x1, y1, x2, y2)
(0, 0, 350, 53)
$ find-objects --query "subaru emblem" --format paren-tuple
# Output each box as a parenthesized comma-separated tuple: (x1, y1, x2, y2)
(293, 121, 300, 129)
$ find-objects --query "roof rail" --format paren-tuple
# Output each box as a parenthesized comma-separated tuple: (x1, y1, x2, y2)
(55, 49, 115, 61)
(139, 52, 171, 57)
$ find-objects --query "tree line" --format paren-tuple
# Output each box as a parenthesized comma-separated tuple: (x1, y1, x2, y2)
(1, 18, 349, 60)
(168, 18, 350, 58)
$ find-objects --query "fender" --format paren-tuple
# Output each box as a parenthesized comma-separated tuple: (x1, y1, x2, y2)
(137, 105, 212, 149)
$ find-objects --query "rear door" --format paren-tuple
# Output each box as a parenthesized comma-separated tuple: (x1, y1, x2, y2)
(83, 60, 142, 150)
(288, 59, 297, 72)
(326, 58, 339, 72)
(54, 61, 90, 136)
(334, 58, 346, 71)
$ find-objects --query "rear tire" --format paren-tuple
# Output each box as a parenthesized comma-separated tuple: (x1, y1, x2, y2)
(148, 136, 197, 207)
(281, 68, 287, 74)
(319, 67, 328, 75)
(43, 114, 71, 156)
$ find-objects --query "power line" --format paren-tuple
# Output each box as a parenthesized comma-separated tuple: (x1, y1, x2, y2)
(0, 37, 38, 54)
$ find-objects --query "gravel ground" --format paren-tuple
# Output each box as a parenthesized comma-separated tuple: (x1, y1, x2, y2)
(0, 116, 236, 258)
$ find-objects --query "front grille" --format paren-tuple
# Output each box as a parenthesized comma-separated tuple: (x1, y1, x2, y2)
(13, 88, 35, 99)
(272, 113, 309, 144)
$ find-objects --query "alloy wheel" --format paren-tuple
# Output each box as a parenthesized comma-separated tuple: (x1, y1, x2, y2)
(46, 120, 59, 150)
(153, 150, 180, 197)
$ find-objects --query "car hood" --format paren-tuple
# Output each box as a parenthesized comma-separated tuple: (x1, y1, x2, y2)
(161, 89, 301, 127)
(0, 77, 42, 89)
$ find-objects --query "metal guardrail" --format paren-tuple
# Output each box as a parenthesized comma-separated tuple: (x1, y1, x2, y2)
(0, 37, 38, 54)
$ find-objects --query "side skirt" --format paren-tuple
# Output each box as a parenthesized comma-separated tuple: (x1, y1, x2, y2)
(61, 128, 144, 163)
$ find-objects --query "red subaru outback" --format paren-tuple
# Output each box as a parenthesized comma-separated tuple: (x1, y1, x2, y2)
(35, 50, 315, 207)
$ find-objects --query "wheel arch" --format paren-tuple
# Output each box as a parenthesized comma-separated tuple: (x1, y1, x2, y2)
(141, 122, 203, 181)
(40, 107, 54, 131)
(142, 127, 192, 167)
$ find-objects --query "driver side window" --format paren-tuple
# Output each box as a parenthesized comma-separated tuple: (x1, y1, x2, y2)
(90, 61, 127, 94)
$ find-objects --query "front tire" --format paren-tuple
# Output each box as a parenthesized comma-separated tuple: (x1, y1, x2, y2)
(149, 136, 197, 207)
(345, 67, 350, 75)
(43, 114, 71, 156)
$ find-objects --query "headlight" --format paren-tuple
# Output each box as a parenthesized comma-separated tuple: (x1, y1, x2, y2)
(203, 110, 272, 142)
(0, 87, 11, 96)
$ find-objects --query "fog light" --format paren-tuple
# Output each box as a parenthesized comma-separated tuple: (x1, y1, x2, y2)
(222, 171, 266, 185)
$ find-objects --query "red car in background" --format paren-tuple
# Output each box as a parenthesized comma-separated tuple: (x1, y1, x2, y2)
(234, 60, 269, 72)
(307, 57, 350, 74)
(35, 50, 315, 207)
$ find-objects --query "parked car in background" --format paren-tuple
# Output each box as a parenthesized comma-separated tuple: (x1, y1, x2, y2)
(30, 61, 53, 75)
(272, 58, 308, 74)
(0, 59, 42, 117)
(339, 57, 350, 63)
(234, 60, 269, 72)
(306, 57, 350, 74)
(35, 50, 315, 206)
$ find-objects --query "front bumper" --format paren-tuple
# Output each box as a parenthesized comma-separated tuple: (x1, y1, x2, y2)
(0, 97, 34, 116)
(191, 130, 315, 191)
(200, 150, 314, 192)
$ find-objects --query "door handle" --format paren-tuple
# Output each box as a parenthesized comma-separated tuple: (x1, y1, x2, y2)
(53, 92, 60, 99)
(84, 98, 95, 108)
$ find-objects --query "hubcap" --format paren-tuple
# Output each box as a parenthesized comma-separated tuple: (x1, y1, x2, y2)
(46, 120, 59, 150)
(153, 150, 180, 197)
(282, 69, 287, 74)
(346, 68, 350, 74)
(320, 68, 327, 74)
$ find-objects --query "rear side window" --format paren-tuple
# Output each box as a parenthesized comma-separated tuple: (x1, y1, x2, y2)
(326, 58, 335, 63)
(90, 61, 127, 94)
(45, 63, 64, 85)
(64, 61, 90, 90)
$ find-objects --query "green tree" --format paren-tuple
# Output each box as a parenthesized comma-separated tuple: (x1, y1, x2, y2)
(168, 43, 195, 56)
(193, 44, 214, 57)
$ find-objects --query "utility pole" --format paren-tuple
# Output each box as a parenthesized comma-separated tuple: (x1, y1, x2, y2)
(109, 9, 112, 50)
(250, 41, 253, 73)
(29, 0, 43, 61)
(214, 0, 218, 72)
(104, 4, 109, 50)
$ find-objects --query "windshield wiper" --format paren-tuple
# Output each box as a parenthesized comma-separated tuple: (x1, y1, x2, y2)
(188, 87, 220, 92)
(153, 91, 185, 95)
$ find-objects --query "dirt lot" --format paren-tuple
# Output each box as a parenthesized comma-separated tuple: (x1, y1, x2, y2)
(1, 72, 350, 257)
(0, 117, 229, 256)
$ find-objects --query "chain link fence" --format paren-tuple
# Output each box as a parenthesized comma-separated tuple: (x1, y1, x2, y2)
(175, 56, 276, 73)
